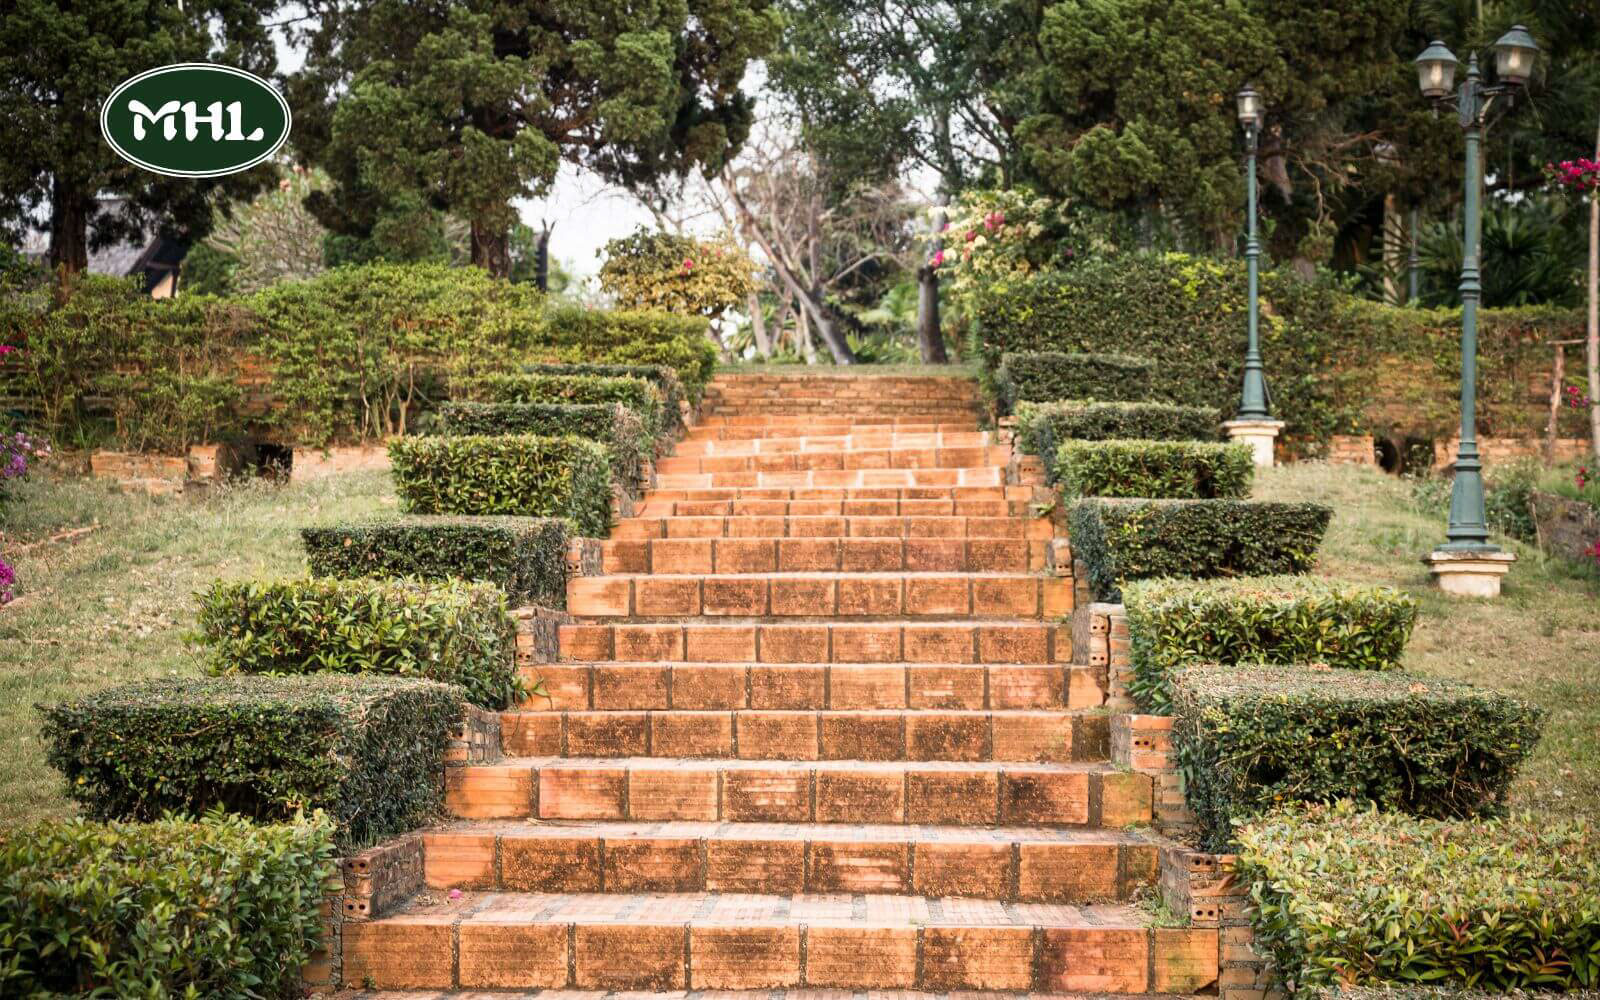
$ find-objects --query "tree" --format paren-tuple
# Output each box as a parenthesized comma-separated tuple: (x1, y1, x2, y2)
(287, 0, 780, 277)
(0, 0, 282, 276)
(201, 165, 330, 293)
(599, 229, 758, 352)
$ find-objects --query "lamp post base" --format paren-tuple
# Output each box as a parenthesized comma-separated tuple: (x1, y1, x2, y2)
(1223, 419, 1284, 467)
(1423, 548, 1515, 597)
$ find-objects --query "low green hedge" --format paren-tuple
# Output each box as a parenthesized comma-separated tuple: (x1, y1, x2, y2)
(456, 372, 664, 440)
(534, 305, 717, 404)
(195, 577, 520, 708)
(994, 351, 1155, 411)
(1054, 439, 1254, 497)
(1124, 577, 1419, 713)
(0, 811, 338, 997)
(1174, 666, 1543, 853)
(388, 433, 612, 535)
(302, 515, 570, 608)
(522, 361, 687, 431)
(432, 401, 648, 488)
(1315, 991, 1600, 1000)
(42, 675, 459, 846)
(1239, 802, 1599, 991)
(1068, 498, 1333, 602)
(1016, 400, 1220, 461)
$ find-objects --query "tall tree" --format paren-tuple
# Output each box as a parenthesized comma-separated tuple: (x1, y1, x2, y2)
(288, 0, 780, 276)
(0, 0, 282, 276)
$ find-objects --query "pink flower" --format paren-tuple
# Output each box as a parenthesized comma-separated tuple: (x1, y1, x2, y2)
(682, 258, 694, 271)
(0, 345, 15, 356)
(449, 888, 462, 900)
(930, 250, 945, 268)
(964, 229, 977, 242)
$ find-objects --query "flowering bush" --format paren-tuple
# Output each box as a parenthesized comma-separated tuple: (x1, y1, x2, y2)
(0, 557, 13, 604)
(938, 189, 1082, 317)
(1547, 157, 1600, 192)
(598, 229, 758, 323)
(1, 429, 48, 504)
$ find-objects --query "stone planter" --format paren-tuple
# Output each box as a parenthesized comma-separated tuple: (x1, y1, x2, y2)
(1530, 490, 1600, 563)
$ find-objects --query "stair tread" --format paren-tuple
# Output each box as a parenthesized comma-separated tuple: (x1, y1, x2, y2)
(502, 707, 1101, 718)
(425, 818, 1153, 844)
(359, 992, 1207, 999)
(476, 756, 1121, 773)
(582, 571, 1050, 579)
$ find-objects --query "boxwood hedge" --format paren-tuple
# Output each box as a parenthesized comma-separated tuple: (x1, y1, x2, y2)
(522, 361, 687, 431)
(1174, 666, 1543, 852)
(456, 372, 664, 440)
(195, 577, 520, 708)
(0, 811, 338, 997)
(388, 433, 612, 535)
(994, 351, 1155, 411)
(432, 401, 648, 489)
(534, 305, 717, 404)
(1238, 802, 1599, 991)
(1068, 498, 1333, 602)
(1054, 439, 1254, 497)
(1016, 400, 1220, 461)
(302, 515, 570, 609)
(1124, 576, 1419, 713)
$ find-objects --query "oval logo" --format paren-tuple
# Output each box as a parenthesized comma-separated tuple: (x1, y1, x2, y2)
(100, 63, 291, 178)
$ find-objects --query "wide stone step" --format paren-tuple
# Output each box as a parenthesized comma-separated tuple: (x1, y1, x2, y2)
(656, 446, 1010, 475)
(414, 820, 1158, 902)
(675, 430, 993, 455)
(342, 890, 1215, 993)
(519, 661, 1105, 712)
(568, 572, 1071, 620)
(692, 420, 980, 439)
(646, 485, 1015, 502)
(557, 620, 1072, 664)
(635, 497, 1013, 518)
(355, 991, 1210, 1000)
(614, 513, 1044, 540)
(600, 536, 1043, 574)
(656, 467, 1005, 491)
(498, 708, 1107, 762)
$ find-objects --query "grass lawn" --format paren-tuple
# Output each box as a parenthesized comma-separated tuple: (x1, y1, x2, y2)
(0, 461, 1594, 827)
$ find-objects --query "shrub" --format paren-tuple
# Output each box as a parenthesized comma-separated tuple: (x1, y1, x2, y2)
(194, 577, 519, 708)
(1068, 499, 1333, 602)
(1237, 802, 1599, 991)
(1124, 576, 1419, 713)
(994, 351, 1155, 411)
(456, 372, 664, 441)
(1016, 400, 1219, 461)
(0, 811, 338, 997)
(522, 361, 688, 431)
(532, 306, 718, 403)
(1054, 439, 1253, 498)
(388, 433, 612, 535)
(303, 515, 570, 608)
(432, 401, 647, 488)
(1174, 666, 1543, 852)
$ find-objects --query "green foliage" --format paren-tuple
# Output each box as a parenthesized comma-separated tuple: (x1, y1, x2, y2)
(0, 810, 337, 997)
(181, 243, 240, 297)
(1068, 498, 1332, 602)
(433, 401, 648, 490)
(1415, 195, 1586, 309)
(522, 361, 688, 432)
(532, 306, 718, 403)
(995, 351, 1156, 411)
(599, 229, 758, 321)
(1174, 667, 1543, 853)
(1017, 400, 1220, 463)
(456, 372, 664, 442)
(1054, 439, 1254, 499)
(1124, 576, 1419, 714)
(194, 577, 519, 709)
(41, 675, 457, 847)
(302, 515, 570, 609)
(1236, 802, 1597, 991)
(387, 433, 613, 537)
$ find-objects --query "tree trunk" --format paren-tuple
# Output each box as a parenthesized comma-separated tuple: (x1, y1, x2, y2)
(806, 286, 855, 365)
(917, 199, 950, 363)
(49, 176, 90, 277)
(535, 225, 553, 292)
(748, 291, 771, 358)
(1382, 192, 1401, 305)
(797, 299, 818, 363)
(1588, 114, 1600, 461)
(471, 219, 511, 278)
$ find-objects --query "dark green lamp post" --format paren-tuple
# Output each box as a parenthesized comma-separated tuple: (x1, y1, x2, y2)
(1223, 85, 1284, 466)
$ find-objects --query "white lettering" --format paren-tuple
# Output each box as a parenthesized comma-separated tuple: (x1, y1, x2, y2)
(128, 100, 180, 140)
(225, 102, 265, 141)
(182, 100, 225, 141)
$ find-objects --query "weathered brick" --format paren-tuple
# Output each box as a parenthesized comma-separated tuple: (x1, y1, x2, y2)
(770, 577, 836, 615)
(422, 832, 496, 889)
(1040, 928, 1150, 993)
(912, 841, 1011, 898)
(1017, 843, 1120, 902)
(750, 664, 826, 707)
(692, 924, 801, 989)
(759, 624, 829, 663)
(500, 712, 561, 756)
(723, 768, 810, 822)
(604, 836, 704, 891)
(705, 837, 806, 893)
(629, 765, 719, 820)
(568, 576, 631, 617)
(907, 664, 984, 709)
(738, 711, 820, 760)
(500, 834, 602, 892)
(1153, 927, 1220, 993)
(459, 920, 568, 989)
(821, 712, 904, 759)
(342, 918, 453, 989)
(685, 624, 756, 662)
(1001, 770, 1090, 825)
(566, 712, 648, 756)
(538, 766, 625, 820)
(807, 840, 909, 893)
(448, 765, 533, 819)
(903, 624, 975, 663)
(831, 624, 902, 662)
(805, 926, 918, 988)
(829, 664, 906, 708)
(672, 664, 747, 708)
(652, 711, 734, 757)
(575, 924, 685, 990)
(635, 577, 702, 617)
(906, 768, 997, 824)
(702, 577, 769, 616)
(923, 926, 1034, 990)
(815, 769, 904, 823)
(614, 625, 683, 661)
(593, 664, 668, 710)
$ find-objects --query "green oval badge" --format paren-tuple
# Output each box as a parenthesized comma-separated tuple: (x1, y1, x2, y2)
(100, 63, 291, 178)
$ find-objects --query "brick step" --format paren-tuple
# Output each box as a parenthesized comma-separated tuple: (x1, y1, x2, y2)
(656, 446, 1011, 475)
(414, 820, 1157, 901)
(674, 431, 993, 455)
(601, 537, 1043, 575)
(646, 485, 1014, 502)
(656, 467, 1005, 491)
(499, 708, 1108, 762)
(691, 421, 980, 439)
(635, 496, 1016, 517)
(342, 891, 1214, 993)
(558, 620, 1071, 664)
(615, 514, 1043, 540)
(519, 662, 1104, 712)
(568, 573, 1071, 621)
(351, 991, 1208, 1000)
(446, 757, 1151, 826)
(705, 380, 982, 398)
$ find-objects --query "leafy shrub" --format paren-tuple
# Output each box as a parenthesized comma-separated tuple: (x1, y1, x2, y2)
(1055, 439, 1253, 498)
(522, 361, 688, 431)
(456, 372, 664, 441)
(1174, 666, 1543, 852)
(0, 811, 338, 997)
(597, 229, 758, 324)
(433, 401, 647, 488)
(1017, 400, 1219, 462)
(194, 577, 519, 708)
(303, 515, 571, 608)
(1237, 801, 1598, 991)
(533, 305, 717, 403)
(995, 351, 1155, 411)
(1312, 990, 1600, 1000)
(388, 433, 612, 535)
(42, 675, 458, 846)
(1068, 499, 1333, 602)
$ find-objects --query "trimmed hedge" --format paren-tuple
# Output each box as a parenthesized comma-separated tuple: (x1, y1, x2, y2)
(195, 577, 520, 708)
(995, 351, 1155, 411)
(1055, 439, 1254, 498)
(1239, 802, 1599, 991)
(1068, 499, 1333, 602)
(534, 305, 717, 404)
(523, 361, 688, 431)
(432, 401, 647, 489)
(1124, 576, 1419, 714)
(1315, 991, 1600, 1000)
(1016, 400, 1220, 462)
(302, 515, 570, 609)
(457, 372, 664, 440)
(388, 433, 612, 535)
(1174, 666, 1543, 852)
(0, 811, 338, 997)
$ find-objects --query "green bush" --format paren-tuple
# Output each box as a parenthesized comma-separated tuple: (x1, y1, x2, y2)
(303, 515, 570, 608)
(1238, 802, 1598, 991)
(42, 675, 458, 847)
(1054, 439, 1254, 498)
(522, 361, 688, 431)
(994, 351, 1155, 411)
(1017, 400, 1219, 462)
(1314, 990, 1600, 1000)
(456, 372, 664, 441)
(1124, 576, 1419, 714)
(433, 401, 648, 489)
(532, 306, 717, 403)
(1068, 499, 1333, 602)
(194, 577, 519, 708)
(1174, 666, 1543, 853)
(388, 433, 613, 535)
(0, 811, 337, 997)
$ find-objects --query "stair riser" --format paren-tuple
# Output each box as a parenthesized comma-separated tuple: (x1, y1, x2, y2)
(675, 433, 992, 455)
(657, 468, 1004, 490)
(601, 538, 1045, 574)
(558, 622, 1072, 665)
(640, 499, 1013, 517)
(614, 515, 1046, 540)
(569, 575, 1073, 621)
(646, 486, 1016, 501)
(657, 448, 1010, 474)
(692, 421, 979, 439)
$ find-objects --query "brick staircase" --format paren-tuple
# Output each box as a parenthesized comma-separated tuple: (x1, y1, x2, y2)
(341, 373, 1217, 997)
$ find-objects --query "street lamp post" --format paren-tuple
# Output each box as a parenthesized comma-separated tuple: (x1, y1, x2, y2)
(1223, 85, 1284, 467)
(1415, 26, 1540, 597)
